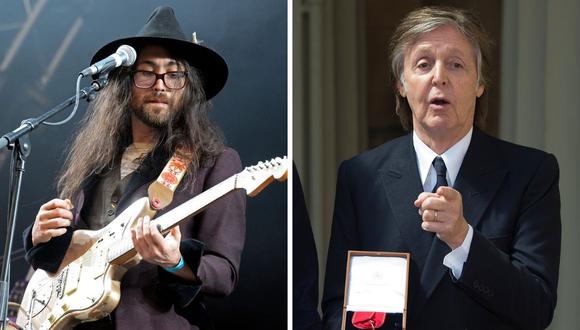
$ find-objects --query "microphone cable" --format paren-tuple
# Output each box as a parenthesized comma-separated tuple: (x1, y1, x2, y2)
(42, 73, 83, 126)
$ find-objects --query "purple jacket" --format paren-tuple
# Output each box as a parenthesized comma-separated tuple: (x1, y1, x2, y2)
(24, 147, 246, 329)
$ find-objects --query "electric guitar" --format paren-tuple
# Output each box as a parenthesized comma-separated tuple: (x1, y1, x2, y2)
(16, 157, 287, 330)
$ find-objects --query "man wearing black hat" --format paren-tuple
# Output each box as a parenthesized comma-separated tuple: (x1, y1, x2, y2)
(22, 6, 244, 329)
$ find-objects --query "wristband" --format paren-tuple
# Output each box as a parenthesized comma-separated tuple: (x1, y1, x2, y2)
(164, 256, 185, 273)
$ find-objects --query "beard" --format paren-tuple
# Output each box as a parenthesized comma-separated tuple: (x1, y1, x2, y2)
(133, 105, 171, 129)
(132, 94, 180, 129)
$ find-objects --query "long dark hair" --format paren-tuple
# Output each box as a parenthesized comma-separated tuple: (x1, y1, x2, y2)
(57, 60, 225, 198)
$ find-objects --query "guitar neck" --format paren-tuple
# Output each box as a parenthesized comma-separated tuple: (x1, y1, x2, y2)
(108, 174, 239, 263)
(156, 174, 238, 232)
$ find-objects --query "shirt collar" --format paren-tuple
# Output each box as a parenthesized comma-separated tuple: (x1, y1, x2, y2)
(413, 127, 473, 187)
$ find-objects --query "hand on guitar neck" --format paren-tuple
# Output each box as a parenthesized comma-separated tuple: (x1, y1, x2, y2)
(31, 199, 74, 246)
(131, 215, 196, 281)
(17, 156, 287, 330)
(32, 198, 195, 280)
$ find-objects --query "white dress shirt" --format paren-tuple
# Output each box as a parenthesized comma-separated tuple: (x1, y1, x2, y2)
(412, 128, 474, 279)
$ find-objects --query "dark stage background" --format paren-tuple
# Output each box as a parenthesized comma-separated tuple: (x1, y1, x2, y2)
(0, 0, 287, 328)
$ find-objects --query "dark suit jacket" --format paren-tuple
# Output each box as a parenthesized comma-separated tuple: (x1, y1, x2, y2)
(322, 129, 561, 330)
(24, 147, 246, 329)
(293, 164, 323, 330)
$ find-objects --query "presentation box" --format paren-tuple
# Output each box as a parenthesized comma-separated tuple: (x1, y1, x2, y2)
(341, 251, 410, 330)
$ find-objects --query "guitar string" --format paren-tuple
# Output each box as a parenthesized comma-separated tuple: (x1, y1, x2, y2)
(105, 175, 238, 264)
(15, 159, 286, 328)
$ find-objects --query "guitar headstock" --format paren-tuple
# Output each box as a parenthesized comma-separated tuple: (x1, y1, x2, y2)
(236, 156, 288, 197)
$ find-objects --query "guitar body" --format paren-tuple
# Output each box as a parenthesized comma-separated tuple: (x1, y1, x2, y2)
(16, 197, 155, 330)
(15, 156, 287, 330)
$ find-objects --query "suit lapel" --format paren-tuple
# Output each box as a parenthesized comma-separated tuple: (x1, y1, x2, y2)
(379, 135, 439, 316)
(379, 135, 432, 268)
(419, 129, 508, 303)
(455, 130, 508, 229)
(117, 148, 170, 211)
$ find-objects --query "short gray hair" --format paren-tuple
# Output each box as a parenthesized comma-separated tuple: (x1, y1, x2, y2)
(388, 6, 491, 130)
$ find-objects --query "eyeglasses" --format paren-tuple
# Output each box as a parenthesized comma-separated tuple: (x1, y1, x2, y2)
(131, 70, 188, 90)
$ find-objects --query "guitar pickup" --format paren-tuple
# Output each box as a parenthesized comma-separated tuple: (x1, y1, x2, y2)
(64, 263, 81, 296)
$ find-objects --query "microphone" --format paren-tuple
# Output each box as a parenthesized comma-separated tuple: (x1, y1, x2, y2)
(79, 45, 137, 77)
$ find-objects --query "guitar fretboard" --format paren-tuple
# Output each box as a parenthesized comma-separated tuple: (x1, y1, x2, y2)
(107, 175, 238, 263)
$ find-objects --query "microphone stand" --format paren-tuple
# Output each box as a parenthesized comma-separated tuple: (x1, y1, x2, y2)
(0, 77, 108, 330)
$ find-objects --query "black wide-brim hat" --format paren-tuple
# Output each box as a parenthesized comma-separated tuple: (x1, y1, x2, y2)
(90, 6, 228, 100)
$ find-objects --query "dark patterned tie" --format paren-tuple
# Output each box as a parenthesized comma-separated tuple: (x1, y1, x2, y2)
(432, 156, 448, 193)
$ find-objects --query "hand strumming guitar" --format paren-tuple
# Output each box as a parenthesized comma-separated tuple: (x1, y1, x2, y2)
(31, 199, 73, 246)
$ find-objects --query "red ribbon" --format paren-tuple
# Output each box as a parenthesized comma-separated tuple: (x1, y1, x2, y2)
(352, 311, 386, 329)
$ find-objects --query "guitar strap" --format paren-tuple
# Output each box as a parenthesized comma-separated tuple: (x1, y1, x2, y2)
(147, 152, 190, 210)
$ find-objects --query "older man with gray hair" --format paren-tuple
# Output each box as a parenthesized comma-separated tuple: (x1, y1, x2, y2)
(322, 6, 560, 330)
